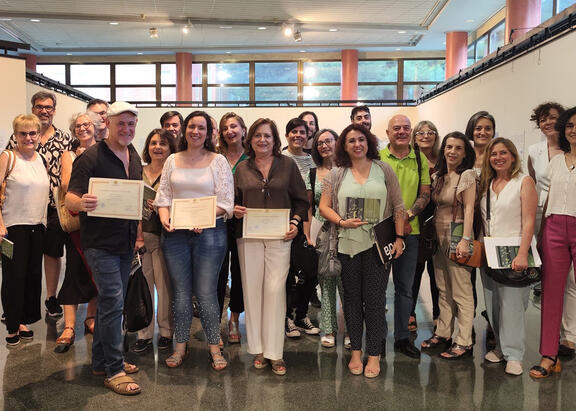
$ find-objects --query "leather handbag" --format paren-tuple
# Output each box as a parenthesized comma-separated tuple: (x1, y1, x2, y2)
(316, 221, 341, 278)
(124, 252, 153, 332)
(290, 227, 319, 283)
(483, 180, 542, 287)
(447, 174, 485, 268)
(55, 186, 81, 233)
(0, 150, 16, 210)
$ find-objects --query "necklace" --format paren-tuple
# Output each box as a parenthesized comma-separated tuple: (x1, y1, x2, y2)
(566, 153, 576, 171)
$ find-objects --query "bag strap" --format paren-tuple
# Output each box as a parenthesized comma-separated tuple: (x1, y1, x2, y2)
(2, 150, 16, 180)
(414, 144, 422, 196)
(309, 167, 317, 216)
(486, 179, 492, 236)
(450, 173, 463, 222)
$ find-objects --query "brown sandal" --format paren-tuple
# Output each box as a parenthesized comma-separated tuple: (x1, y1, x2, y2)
(104, 375, 141, 396)
(529, 356, 561, 379)
(54, 327, 75, 353)
(421, 334, 451, 349)
(253, 353, 269, 369)
(270, 359, 287, 376)
(92, 362, 139, 376)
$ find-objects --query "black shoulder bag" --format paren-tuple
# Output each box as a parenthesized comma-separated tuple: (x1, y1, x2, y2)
(414, 145, 438, 263)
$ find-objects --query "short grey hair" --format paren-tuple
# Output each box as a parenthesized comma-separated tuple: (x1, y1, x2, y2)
(69, 111, 99, 136)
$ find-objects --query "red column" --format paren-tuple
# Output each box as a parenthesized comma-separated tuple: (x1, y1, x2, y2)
(341, 49, 358, 105)
(506, 0, 541, 44)
(19, 53, 37, 71)
(445, 32, 468, 79)
(175, 52, 192, 104)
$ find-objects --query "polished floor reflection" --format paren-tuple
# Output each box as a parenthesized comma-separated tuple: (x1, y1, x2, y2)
(1, 273, 575, 410)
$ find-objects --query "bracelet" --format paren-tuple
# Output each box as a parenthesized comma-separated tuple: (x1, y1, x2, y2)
(396, 234, 406, 239)
(338, 218, 344, 227)
(462, 235, 471, 241)
(290, 219, 299, 225)
(290, 221, 298, 227)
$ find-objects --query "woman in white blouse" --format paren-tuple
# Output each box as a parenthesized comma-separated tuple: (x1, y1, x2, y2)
(155, 111, 234, 371)
(479, 138, 537, 376)
(0, 114, 50, 346)
(530, 106, 576, 378)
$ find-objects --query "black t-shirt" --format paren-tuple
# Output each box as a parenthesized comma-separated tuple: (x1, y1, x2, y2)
(68, 141, 143, 254)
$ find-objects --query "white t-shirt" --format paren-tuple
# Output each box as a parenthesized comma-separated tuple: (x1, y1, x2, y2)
(545, 154, 576, 218)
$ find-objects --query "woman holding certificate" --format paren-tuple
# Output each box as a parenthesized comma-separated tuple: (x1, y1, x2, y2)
(478, 138, 537, 376)
(421, 132, 476, 360)
(530, 107, 576, 378)
(319, 124, 404, 378)
(0, 114, 50, 346)
(233, 118, 308, 376)
(155, 111, 234, 371)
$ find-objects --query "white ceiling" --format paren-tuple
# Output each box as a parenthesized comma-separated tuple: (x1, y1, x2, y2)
(0, 0, 505, 56)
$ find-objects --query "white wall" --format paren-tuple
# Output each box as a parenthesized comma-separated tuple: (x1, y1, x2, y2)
(417, 29, 576, 163)
(0, 57, 27, 149)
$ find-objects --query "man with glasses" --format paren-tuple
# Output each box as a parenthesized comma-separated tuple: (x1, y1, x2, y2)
(87, 99, 109, 141)
(380, 114, 431, 359)
(5, 91, 75, 319)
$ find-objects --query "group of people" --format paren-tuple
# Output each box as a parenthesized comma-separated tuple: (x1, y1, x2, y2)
(1, 93, 575, 395)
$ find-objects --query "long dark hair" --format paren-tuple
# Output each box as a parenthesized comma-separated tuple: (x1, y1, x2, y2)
(557, 106, 576, 153)
(335, 124, 380, 167)
(435, 131, 476, 179)
(141, 128, 176, 163)
(464, 111, 496, 141)
(179, 111, 215, 152)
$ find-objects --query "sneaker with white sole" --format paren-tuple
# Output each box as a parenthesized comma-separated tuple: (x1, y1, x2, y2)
(285, 318, 301, 338)
(321, 334, 335, 348)
(344, 336, 351, 349)
(294, 317, 321, 335)
(485, 349, 504, 363)
(505, 360, 523, 375)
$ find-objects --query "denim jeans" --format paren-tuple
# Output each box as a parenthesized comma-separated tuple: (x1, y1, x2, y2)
(84, 248, 132, 377)
(162, 218, 227, 345)
(391, 234, 419, 340)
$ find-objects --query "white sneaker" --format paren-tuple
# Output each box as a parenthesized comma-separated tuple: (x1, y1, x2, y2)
(321, 334, 335, 348)
(295, 317, 321, 335)
(344, 336, 351, 349)
(485, 349, 504, 363)
(285, 318, 301, 338)
(505, 360, 523, 375)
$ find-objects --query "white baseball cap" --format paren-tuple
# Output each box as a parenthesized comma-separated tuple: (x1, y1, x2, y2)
(107, 101, 138, 117)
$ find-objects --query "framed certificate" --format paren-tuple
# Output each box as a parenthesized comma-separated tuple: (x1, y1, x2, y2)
(88, 178, 144, 220)
(170, 196, 217, 230)
(243, 208, 290, 239)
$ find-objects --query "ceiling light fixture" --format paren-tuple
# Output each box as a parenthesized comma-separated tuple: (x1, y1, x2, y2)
(225, 51, 231, 54)
(398, 30, 406, 34)
(149, 27, 159, 38)
(282, 22, 294, 36)
(219, 26, 233, 29)
(299, 50, 306, 53)
(30, 19, 40, 22)
(137, 52, 143, 55)
(0, 18, 12, 21)
(293, 30, 302, 42)
(329, 28, 338, 32)
(183, 19, 192, 34)
(109, 22, 119, 25)
(258, 26, 267, 30)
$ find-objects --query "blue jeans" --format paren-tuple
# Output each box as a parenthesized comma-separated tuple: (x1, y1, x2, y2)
(162, 219, 227, 345)
(84, 248, 132, 377)
(391, 234, 419, 340)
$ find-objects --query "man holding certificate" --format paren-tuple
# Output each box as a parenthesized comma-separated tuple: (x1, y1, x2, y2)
(234, 118, 309, 376)
(66, 102, 142, 396)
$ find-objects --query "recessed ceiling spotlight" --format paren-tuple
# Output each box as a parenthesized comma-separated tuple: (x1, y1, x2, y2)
(258, 26, 267, 30)
(329, 28, 338, 32)
(225, 51, 232, 54)
(282, 22, 294, 36)
(0, 18, 12, 21)
(137, 52, 143, 55)
(398, 30, 406, 34)
(149, 27, 159, 38)
(109, 22, 119, 25)
(30, 19, 40, 22)
(219, 26, 232, 29)
(299, 50, 306, 53)
(465, 19, 475, 23)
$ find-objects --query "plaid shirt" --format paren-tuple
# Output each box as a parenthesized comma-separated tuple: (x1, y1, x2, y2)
(7, 127, 75, 207)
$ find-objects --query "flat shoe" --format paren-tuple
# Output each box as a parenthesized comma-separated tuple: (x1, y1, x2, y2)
(165, 350, 187, 368)
(421, 334, 451, 349)
(484, 350, 504, 363)
(104, 375, 141, 396)
(505, 360, 523, 376)
(440, 343, 473, 360)
(92, 362, 139, 376)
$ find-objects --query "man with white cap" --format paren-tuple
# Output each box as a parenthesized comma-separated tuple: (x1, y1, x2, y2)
(66, 102, 142, 395)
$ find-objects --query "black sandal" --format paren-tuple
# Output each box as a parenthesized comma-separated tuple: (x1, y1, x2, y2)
(529, 356, 561, 379)
(421, 334, 451, 349)
(408, 315, 417, 332)
(440, 343, 473, 360)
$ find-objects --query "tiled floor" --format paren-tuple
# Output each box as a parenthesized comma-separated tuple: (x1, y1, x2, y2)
(0, 272, 574, 410)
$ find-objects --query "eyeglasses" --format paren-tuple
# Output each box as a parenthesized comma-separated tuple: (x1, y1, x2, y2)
(75, 122, 92, 129)
(18, 131, 38, 137)
(317, 138, 334, 147)
(415, 131, 437, 137)
(33, 104, 55, 112)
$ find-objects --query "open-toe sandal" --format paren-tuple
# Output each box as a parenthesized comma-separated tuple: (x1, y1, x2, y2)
(92, 362, 139, 376)
(529, 356, 561, 379)
(84, 317, 95, 335)
(54, 327, 75, 353)
(228, 321, 241, 344)
(408, 315, 418, 332)
(253, 353, 269, 369)
(165, 349, 188, 368)
(209, 349, 227, 371)
(270, 359, 287, 376)
(421, 334, 451, 349)
(104, 375, 141, 396)
(440, 343, 473, 360)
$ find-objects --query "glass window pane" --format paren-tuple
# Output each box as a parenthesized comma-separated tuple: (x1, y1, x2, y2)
(75, 87, 110, 101)
(358, 85, 397, 101)
(161, 87, 176, 102)
(255, 86, 298, 101)
(475, 35, 489, 60)
(207, 63, 249, 84)
(192, 63, 202, 85)
(302, 85, 341, 100)
(115, 87, 157, 101)
(161, 64, 176, 84)
(70, 64, 110, 85)
(467, 44, 475, 66)
(403, 84, 436, 100)
(558, 0, 576, 13)
(116, 64, 156, 85)
(541, 0, 554, 20)
(255, 62, 298, 84)
(303, 62, 341, 83)
(403, 60, 445, 82)
(207, 86, 249, 101)
(358, 61, 398, 82)
(489, 21, 505, 54)
(36, 65, 66, 83)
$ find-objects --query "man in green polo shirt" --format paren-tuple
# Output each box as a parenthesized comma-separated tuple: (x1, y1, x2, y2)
(380, 114, 430, 359)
